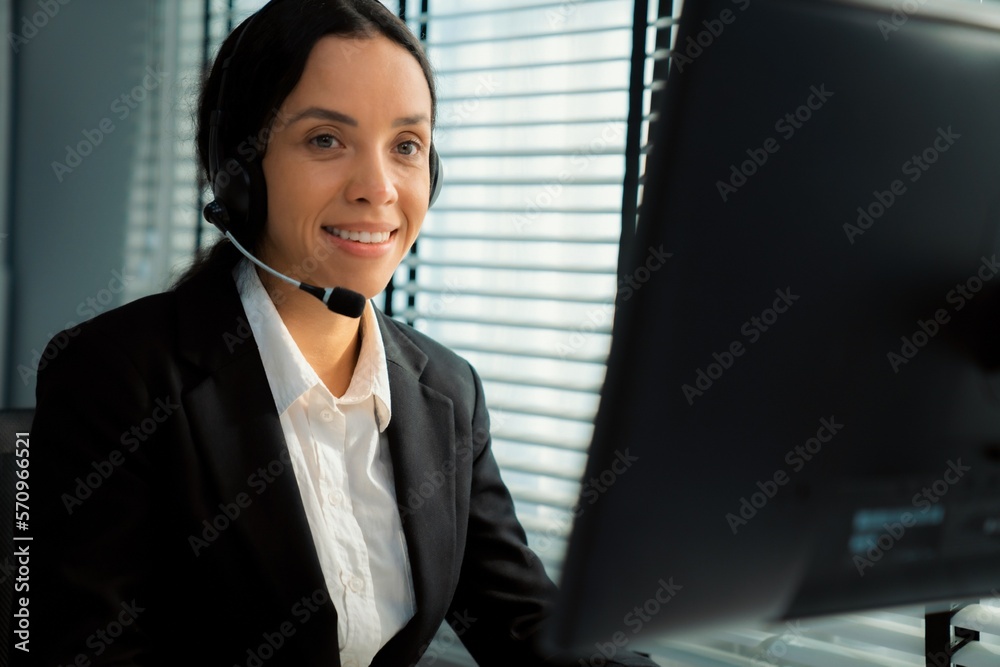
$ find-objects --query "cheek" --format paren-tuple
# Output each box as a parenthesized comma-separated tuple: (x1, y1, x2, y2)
(266, 160, 317, 205)
(403, 210, 426, 247)
(261, 163, 305, 245)
(400, 180, 430, 228)
(264, 159, 338, 230)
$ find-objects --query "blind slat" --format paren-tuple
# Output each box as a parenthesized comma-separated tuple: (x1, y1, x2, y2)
(404, 290, 617, 308)
(438, 178, 624, 187)
(427, 24, 632, 48)
(438, 146, 624, 158)
(481, 372, 603, 394)
(403, 312, 612, 335)
(516, 513, 575, 537)
(437, 56, 629, 75)
(416, 230, 620, 243)
(805, 615, 925, 655)
(493, 457, 585, 481)
(953, 641, 1000, 667)
(509, 486, 579, 510)
(438, 86, 629, 102)
(440, 117, 626, 129)
(491, 430, 589, 453)
(421, 0, 624, 22)
(401, 258, 618, 274)
(484, 401, 602, 424)
(450, 342, 609, 365)
(953, 604, 1000, 634)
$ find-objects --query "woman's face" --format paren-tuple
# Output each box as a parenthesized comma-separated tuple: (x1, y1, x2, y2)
(260, 34, 433, 300)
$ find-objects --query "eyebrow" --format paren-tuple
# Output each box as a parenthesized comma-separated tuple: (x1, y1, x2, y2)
(282, 107, 430, 129)
(392, 114, 431, 128)
(284, 107, 357, 127)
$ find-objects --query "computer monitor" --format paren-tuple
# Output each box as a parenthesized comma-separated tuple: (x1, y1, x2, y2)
(547, 0, 1000, 652)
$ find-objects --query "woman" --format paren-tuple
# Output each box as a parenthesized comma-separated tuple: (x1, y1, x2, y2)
(32, 1, 659, 665)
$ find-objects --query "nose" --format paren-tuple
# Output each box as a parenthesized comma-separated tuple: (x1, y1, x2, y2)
(344, 149, 398, 206)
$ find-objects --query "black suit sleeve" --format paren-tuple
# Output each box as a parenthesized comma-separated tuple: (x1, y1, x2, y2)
(445, 364, 659, 667)
(32, 325, 161, 666)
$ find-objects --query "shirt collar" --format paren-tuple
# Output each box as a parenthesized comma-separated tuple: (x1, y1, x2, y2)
(233, 258, 391, 431)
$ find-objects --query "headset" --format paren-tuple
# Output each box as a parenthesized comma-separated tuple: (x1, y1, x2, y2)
(202, 9, 443, 318)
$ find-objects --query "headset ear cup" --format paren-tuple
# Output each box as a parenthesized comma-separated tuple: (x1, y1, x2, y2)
(245, 159, 268, 241)
(214, 157, 268, 244)
(214, 158, 251, 225)
(429, 145, 444, 207)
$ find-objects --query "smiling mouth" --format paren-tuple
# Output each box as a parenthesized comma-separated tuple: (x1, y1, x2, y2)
(323, 227, 393, 244)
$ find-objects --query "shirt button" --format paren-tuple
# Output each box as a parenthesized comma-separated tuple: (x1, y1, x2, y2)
(349, 576, 364, 594)
(320, 409, 334, 422)
(328, 491, 344, 507)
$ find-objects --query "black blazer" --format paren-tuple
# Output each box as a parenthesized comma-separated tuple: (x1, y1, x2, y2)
(30, 246, 655, 667)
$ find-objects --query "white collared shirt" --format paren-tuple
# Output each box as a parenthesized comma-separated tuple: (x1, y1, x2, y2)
(234, 259, 416, 667)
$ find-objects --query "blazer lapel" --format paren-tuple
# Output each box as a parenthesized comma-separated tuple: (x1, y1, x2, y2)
(372, 312, 460, 665)
(174, 252, 340, 663)
(172, 252, 459, 665)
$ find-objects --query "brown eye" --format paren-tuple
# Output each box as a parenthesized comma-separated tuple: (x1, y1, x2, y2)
(397, 140, 419, 156)
(311, 134, 340, 149)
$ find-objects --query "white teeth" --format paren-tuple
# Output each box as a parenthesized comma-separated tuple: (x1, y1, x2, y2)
(325, 228, 391, 244)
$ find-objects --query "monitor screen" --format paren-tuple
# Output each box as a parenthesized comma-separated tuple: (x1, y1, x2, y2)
(547, 0, 1000, 652)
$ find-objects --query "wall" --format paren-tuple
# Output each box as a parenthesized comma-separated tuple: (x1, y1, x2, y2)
(0, 0, 13, 406)
(4, 0, 157, 407)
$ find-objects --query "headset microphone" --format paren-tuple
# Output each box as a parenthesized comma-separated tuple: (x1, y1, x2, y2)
(204, 201, 367, 318)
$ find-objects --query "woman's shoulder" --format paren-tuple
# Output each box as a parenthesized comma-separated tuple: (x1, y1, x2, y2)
(375, 310, 481, 387)
(64, 288, 179, 351)
(375, 310, 465, 362)
(48, 244, 241, 367)
(35, 289, 183, 385)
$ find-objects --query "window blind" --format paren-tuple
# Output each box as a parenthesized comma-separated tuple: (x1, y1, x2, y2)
(392, 1, 640, 663)
(119, 0, 210, 299)
(394, 0, 637, 586)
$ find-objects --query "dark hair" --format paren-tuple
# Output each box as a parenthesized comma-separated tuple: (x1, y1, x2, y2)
(174, 0, 436, 287)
